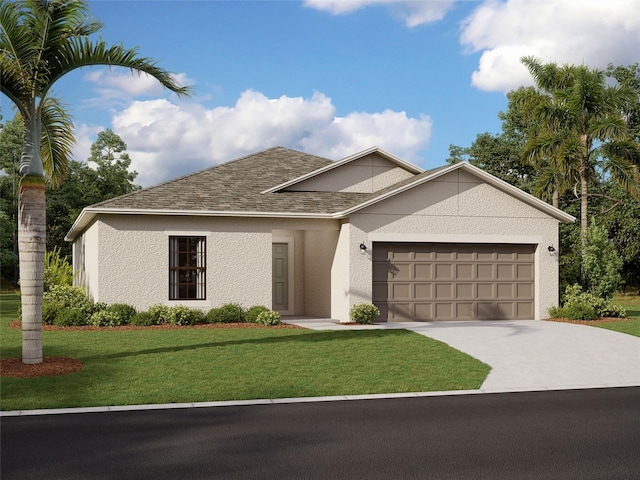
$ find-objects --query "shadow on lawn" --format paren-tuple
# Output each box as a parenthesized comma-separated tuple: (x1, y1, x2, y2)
(83, 329, 411, 361)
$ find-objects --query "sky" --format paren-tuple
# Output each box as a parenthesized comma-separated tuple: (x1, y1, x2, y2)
(3, 0, 640, 187)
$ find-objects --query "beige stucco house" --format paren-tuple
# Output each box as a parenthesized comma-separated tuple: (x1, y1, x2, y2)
(65, 146, 575, 323)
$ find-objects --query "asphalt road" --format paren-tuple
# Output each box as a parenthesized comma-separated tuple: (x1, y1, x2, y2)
(2, 387, 639, 480)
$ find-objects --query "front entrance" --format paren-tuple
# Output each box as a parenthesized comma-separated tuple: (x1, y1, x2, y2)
(272, 243, 289, 312)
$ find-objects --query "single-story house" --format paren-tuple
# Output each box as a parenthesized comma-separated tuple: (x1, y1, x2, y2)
(65, 146, 575, 322)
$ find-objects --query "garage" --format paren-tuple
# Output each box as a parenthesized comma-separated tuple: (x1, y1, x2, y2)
(372, 243, 535, 321)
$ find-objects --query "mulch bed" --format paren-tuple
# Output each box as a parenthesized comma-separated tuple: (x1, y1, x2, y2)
(544, 317, 633, 325)
(1, 356, 84, 378)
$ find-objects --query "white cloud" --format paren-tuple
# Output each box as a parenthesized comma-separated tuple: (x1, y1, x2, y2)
(81, 69, 194, 107)
(460, 0, 640, 92)
(304, 0, 455, 27)
(107, 90, 432, 187)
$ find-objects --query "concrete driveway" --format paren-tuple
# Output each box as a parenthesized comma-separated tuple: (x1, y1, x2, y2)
(285, 318, 640, 392)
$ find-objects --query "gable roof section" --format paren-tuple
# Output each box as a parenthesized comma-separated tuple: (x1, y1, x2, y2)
(341, 161, 576, 223)
(261, 146, 423, 194)
(65, 148, 575, 242)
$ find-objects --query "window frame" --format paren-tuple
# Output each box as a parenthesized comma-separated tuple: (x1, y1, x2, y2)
(168, 236, 207, 301)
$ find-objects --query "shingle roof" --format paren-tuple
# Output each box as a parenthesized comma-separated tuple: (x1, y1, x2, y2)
(91, 146, 376, 214)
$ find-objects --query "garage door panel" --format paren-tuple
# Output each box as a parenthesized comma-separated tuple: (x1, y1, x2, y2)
(373, 243, 535, 322)
(414, 283, 432, 298)
(435, 264, 454, 279)
(456, 283, 473, 300)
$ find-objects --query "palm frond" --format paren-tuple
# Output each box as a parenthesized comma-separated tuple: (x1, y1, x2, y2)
(603, 154, 640, 200)
(45, 36, 192, 98)
(39, 96, 74, 187)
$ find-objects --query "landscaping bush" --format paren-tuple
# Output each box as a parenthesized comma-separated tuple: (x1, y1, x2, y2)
(130, 311, 157, 327)
(562, 303, 597, 321)
(245, 305, 269, 323)
(549, 284, 627, 320)
(42, 300, 65, 325)
(147, 304, 171, 324)
(54, 307, 88, 327)
(255, 310, 281, 326)
(583, 223, 623, 300)
(43, 285, 94, 321)
(206, 303, 245, 323)
(349, 303, 380, 324)
(166, 305, 206, 326)
(108, 303, 137, 323)
(44, 246, 73, 292)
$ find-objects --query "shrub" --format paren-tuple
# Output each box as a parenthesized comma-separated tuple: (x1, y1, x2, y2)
(549, 284, 627, 320)
(90, 309, 122, 327)
(130, 311, 157, 327)
(166, 305, 206, 326)
(43, 285, 94, 319)
(256, 310, 281, 326)
(54, 307, 88, 327)
(44, 246, 73, 292)
(206, 303, 245, 323)
(562, 303, 597, 321)
(245, 305, 269, 323)
(108, 303, 137, 324)
(148, 304, 171, 324)
(583, 223, 622, 300)
(42, 300, 65, 325)
(349, 303, 380, 324)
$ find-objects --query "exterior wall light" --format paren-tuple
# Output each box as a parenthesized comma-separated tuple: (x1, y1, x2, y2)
(359, 242, 367, 251)
(548, 245, 556, 253)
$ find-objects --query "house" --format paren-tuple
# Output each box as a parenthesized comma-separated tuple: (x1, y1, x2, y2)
(65, 146, 575, 322)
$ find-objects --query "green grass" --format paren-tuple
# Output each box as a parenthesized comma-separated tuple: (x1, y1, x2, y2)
(594, 294, 640, 337)
(0, 293, 490, 411)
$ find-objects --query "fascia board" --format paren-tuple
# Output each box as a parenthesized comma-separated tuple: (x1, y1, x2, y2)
(64, 207, 337, 242)
(261, 146, 423, 194)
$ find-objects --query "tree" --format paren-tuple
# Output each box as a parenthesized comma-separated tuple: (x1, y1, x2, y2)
(447, 88, 537, 192)
(88, 128, 140, 199)
(46, 131, 140, 259)
(0, 0, 191, 364)
(520, 57, 640, 280)
(0, 114, 23, 284)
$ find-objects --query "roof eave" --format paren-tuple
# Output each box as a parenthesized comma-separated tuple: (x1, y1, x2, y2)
(64, 207, 340, 242)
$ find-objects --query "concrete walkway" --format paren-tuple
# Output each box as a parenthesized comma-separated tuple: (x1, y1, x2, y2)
(284, 317, 640, 392)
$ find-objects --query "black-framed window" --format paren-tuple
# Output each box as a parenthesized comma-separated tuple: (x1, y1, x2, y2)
(169, 236, 206, 300)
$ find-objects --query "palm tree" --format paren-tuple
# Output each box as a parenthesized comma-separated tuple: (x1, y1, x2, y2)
(520, 57, 640, 280)
(0, 0, 191, 364)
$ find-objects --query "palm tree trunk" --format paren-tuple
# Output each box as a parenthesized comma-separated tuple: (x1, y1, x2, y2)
(552, 188, 559, 209)
(580, 166, 588, 284)
(18, 175, 46, 364)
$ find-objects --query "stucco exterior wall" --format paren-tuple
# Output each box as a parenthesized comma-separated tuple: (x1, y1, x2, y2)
(304, 229, 339, 317)
(331, 170, 562, 322)
(76, 215, 339, 313)
(74, 220, 100, 301)
(286, 153, 414, 193)
(331, 222, 352, 320)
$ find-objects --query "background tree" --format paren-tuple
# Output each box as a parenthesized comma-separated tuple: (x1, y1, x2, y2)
(0, 114, 23, 284)
(47, 130, 139, 258)
(521, 57, 640, 280)
(0, 0, 191, 364)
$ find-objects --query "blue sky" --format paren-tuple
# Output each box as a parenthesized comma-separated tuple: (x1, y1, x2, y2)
(3, 0, 640, 186)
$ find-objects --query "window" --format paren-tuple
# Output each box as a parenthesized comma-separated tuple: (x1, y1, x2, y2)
(169, 236, 206, 300)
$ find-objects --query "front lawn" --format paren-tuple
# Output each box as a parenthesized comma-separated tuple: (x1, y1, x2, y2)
(0, 293, 490, 411)
(594, 295, 640, 337)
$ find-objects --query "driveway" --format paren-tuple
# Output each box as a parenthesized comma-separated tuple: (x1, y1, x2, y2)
(285, 318, 640, 392)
